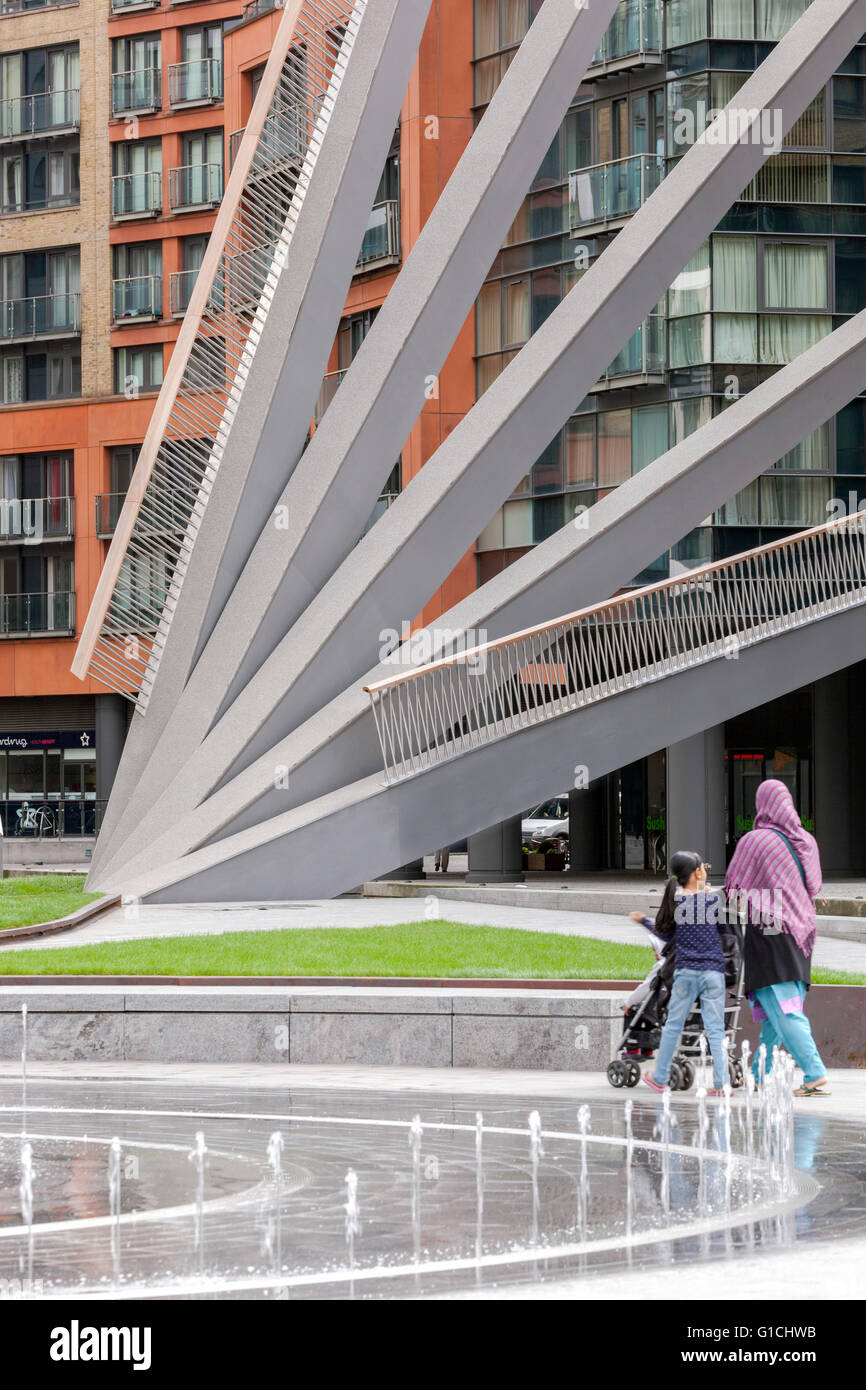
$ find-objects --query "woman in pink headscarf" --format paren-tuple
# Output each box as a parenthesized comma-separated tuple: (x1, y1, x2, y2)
(725, 779, 829, 1096)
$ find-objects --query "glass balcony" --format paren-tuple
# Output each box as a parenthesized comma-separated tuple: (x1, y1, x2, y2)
(112, 170, 162, 219)
(600, 314, 666, 382)
(168, 162, 223, 211)
(355, 199, 401, 272)
(0, 497, 74, 543)
(169, 268, 199, 316)
(0, 591, 75, 636)
(569, 153, 664, 232)
(0, 293, 81, 342)
(111, 68, 161, 116)
(168, 59, 223, 108)
(112, 274, 162, 323)
(588, 0, 663, 74)
(314, 369, 346, 425)
(94, 492, 125, 538)
(0, 89, 80, 143)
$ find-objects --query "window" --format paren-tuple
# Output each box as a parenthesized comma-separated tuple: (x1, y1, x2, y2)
(112, 35, 161, 114)
(113, 139, 161, 216)
(1, 140, 79, 214)
(113, 345, 163, 395)
(0, 247, 80, 334)
(834, 76, 866, 153)
(597, 409, 631, 486)
(762, 242, 828, 309)
(174, 130, 223, 207)
(173, 25, 223, 105)
(113, 242, 162, 321)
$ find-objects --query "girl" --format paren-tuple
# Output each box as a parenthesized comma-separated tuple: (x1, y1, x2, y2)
(642, 850, 730, 1095)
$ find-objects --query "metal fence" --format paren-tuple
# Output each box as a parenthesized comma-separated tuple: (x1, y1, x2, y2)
(365, 510, 866, 784)
(1, 799, 108, 839)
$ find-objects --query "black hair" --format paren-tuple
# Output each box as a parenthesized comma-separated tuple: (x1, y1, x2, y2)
(655, 850, 704, 933)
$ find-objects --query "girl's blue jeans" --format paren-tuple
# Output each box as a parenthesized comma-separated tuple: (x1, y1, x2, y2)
(750, 981, 825, 1086)
(654, 968, 728, 1089)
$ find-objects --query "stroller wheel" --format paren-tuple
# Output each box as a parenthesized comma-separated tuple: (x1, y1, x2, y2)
(607, 1060, 628, 1088)
(680, 1060, 696, 1090)
(669, 1060, 685, 1092)
(625, 1060, 641, 1088)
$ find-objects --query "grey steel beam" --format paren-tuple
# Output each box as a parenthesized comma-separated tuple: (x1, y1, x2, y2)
(118, 602, 866, 902)
(90, 0, 624, 877)
(90, 304, 866, 890)
(88, 0, 433, 873)
(90, 0, 866, 886)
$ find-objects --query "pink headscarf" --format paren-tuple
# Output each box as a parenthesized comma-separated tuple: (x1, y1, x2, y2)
(725, 779, 822, 956)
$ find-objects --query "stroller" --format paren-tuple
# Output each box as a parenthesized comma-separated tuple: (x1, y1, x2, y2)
(606, 924, 745, 1091)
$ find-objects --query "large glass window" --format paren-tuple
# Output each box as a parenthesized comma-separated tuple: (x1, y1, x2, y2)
(669, 243, 711, 317)
(669, 313, 712, 367)
(666, 0, 707, 48)
(632, 404, 669, 474)
(712, 235, 757, 310)
(834, 76, 866, 153)
(759, 313, 830, 363)
(762, 242, 828, 309)
(756, 0, 812, 43)
(598, 409, 631, 486)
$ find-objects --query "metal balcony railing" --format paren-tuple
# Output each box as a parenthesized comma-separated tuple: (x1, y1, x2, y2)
(111, 67, 161, 116)
(112, 170, 162, 218)
(355, 198, 400, 271)
(602, 313, 666, 380)
(0, 590, 75, 636)
(77, 1, 370, 705)
(112, 274, 162, 322)
(569, 153, 665, 232)
(0, 89, 80, 142)
(168, 58, 223, 107)
(365, 510, 866, 784)
(168, 161, 223, 210)
(0, 497, 74, 543)
(589, 0, 663, 72)
(314, 368, 346, 424)
(95, 492, 126, 538)
(169, 268, 199, 315)
(0, 293, 81, 341)
(110, 0, 159, 9)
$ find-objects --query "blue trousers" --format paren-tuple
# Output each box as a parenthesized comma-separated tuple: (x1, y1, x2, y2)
(655, 968, 727, 1089)
(751, 981, 825, 1086)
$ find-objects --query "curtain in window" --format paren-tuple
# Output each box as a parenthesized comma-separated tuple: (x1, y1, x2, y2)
(632, 404, 669, 474)
(565, 416, 595, 487)
(0, 54, 22, 139)
(712, 0, 754, 38)
(503, 499, 532, 547)
(597, 409, 631, 486)
(1, 456, 18, 538)
(750, 153, 829, 203)
(476, 283, 501, 354)
(503, 280, 529, 346)
(760, 474, 829, 525)
(759, 313, 830, 364)
(774, 424, 830, 470)
(666, 0, 707, 48)
(668, 314, 712, 368)
(2, 356, 22, 404)
(671, 396, 711, 444)
(1, 153, 22, 212)
(717, 481, 759, 525)
(501, 0, 527, 47)
(475, 0, 499, 58)
(669, 243, 711, 317)
(714, 313, 759, 362)
(757, 0, 811, 43)
(712, 235, 756, 311)
(764, 243, 827, 309)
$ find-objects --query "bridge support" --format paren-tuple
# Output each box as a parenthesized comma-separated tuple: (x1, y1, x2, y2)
(666, 727, 726, 877)
(466, 817, 524, 884)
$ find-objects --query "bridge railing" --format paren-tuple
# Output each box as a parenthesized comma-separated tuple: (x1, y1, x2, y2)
(365, 509, 866, 783)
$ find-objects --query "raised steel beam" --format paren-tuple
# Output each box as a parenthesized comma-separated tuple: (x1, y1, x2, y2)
(91, 304, 866, 889)
(115, 601, 866, 902)
(84, 0, 433, 871)
(88, 0, 625, 874)
(90, 0, 866, 885)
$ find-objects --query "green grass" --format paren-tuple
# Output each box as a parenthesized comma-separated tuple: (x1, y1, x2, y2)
(0, 921, 656, 979)
(0, 918, 862, 984)
(0, 874, 101, 932)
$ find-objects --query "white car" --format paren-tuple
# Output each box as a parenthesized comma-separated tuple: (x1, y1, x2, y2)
(522, 795, 569, 856)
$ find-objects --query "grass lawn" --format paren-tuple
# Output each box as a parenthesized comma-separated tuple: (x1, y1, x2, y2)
(0, 875, 101, 932)
(0, 920, 862, 983)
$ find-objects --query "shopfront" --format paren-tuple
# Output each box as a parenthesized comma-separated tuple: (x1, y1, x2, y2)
(0, 729, 97, 837)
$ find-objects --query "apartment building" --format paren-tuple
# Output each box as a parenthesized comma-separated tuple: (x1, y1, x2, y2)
(2, 0, 865, 872)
